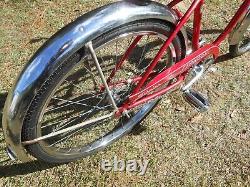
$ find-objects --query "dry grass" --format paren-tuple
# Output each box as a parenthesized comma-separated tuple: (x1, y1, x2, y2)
(0, 0, 249, 186)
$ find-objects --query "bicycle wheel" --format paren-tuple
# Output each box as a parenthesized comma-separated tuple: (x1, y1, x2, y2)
(22, 20, 185, 163)
(229, 25, 250, 57)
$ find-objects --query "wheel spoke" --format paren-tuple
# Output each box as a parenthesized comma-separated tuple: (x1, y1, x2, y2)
(23, 111, 115, 145)
(42, 94, 112, 130)
(50, 117, 110, 149)
(45, 92, 105, 113)
(137, 35, 149, 68)
(52, 97, 104, 110)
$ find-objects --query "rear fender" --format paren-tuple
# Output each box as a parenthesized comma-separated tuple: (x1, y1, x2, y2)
(3, 0, 188, 162)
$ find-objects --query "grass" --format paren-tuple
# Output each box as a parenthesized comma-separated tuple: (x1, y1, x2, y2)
(0, 0, 249, 186)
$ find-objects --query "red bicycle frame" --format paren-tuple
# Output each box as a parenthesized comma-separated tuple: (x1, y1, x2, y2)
(112, 0, 250, 115)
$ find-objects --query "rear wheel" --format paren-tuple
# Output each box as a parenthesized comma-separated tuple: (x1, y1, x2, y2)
(22, 20, 185, 163)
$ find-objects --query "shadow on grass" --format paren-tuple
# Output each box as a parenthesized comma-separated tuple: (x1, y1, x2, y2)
(0, 92, 8, 129)
(201, 28, 223, 35)
(216, 52, 234, 63)
(29, 37, 48, 44)
(0, 161, 61, 177)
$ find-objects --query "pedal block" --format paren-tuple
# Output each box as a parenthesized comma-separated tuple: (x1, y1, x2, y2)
(183, 89, 210, 112)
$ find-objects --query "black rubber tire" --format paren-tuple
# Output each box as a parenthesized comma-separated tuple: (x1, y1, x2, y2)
(22, 20, 185, 163)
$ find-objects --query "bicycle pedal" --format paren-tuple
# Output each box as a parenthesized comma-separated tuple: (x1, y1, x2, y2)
(183, 89, 210, 112)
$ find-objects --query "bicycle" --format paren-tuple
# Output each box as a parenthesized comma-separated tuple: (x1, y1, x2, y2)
(2, 0, 249, 163)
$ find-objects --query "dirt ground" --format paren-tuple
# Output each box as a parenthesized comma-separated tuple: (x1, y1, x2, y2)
(0, 0, 249, 186)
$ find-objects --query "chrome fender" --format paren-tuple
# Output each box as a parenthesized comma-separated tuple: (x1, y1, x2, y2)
(3, 0, 188, 162)
(229, 7, 250, 45)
